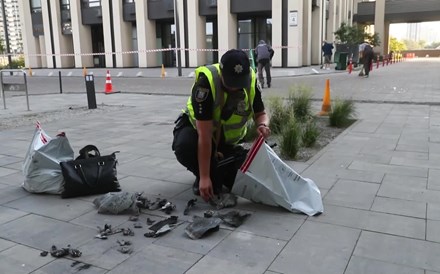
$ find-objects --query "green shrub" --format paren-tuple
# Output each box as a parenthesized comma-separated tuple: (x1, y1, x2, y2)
(288, 85, 313, 122)
(279, 117, 302, 159)
(329, 99, 356, 128)
(302, 119, 320, 147)
(268, 97, 291, 134)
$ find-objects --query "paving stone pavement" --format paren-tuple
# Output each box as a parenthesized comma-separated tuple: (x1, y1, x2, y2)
(1, 58, 440, 273)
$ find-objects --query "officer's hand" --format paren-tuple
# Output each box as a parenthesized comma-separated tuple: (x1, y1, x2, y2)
(199, 177, 214, 202)
(257, 124, 271, 139)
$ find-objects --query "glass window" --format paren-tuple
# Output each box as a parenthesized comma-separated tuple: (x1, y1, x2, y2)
(30, 0, 42, 12)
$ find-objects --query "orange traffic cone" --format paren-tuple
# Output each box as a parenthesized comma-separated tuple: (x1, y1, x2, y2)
(319, 79, 331, 116)
(83, 67, 87, 77)
(104, 70, 119, 94)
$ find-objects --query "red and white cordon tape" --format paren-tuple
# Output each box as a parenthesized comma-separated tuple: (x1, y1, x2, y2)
(17, 45, 300, 57)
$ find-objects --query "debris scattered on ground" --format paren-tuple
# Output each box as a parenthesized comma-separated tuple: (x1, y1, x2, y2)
(184, 199, 197, 215)
(146, 218, 155, 225)
(161, 201, 176, 214)
(148, 216, 178, 232)
(217, 211, 251, 227)
(117, 239, 131, 246)
(93, 192, 139, 215)
(117, 246, 133, 254)
(209, 193, 237, 209)
(128, 216, 139, 222)
(48, 244, 82, 258)
(185, 216, 222, 240)
(40, 251, 48, 257)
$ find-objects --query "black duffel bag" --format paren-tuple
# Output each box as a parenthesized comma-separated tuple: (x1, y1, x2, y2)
(60, 145, 121, 198)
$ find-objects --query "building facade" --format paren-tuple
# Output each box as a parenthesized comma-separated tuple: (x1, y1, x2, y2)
(18, 0, 354, 69)
(0, 0, 23, 54)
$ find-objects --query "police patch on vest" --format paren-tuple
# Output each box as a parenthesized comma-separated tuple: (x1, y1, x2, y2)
(235, 100, 248, 115)
(195, 87, 209, 102)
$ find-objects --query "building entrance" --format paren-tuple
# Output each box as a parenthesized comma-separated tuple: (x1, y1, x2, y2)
(91, 25, 105, 68)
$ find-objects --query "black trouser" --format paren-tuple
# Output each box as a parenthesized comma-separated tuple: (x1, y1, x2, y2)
(171, 114, 247, 193)
(257, 58, 271, 87)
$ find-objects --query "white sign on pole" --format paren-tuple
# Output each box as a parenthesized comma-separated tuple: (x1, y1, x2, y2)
(289, 10, 298, 26)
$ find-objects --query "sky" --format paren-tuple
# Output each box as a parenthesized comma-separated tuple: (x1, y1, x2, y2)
(389, 21, 440, 43)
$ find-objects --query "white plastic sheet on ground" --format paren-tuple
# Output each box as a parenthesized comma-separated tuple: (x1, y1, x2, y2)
(22, 122, 74, 194)
(232, 135, 324, 216)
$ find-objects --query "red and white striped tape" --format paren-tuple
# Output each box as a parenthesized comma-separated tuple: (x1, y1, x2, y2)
(3, 45, 301, 57)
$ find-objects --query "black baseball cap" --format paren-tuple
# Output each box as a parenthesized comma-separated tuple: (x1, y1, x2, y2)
(220, 49, 250, 89)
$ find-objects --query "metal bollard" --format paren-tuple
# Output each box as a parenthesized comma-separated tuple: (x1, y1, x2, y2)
(84, 74, 97, 109)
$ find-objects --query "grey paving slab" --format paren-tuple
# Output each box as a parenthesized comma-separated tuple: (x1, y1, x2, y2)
(0, 184, 30, 205)
(370, 196, 426, 219)
(0, 155, 22, 166)
(188, 231, 286, 274)
(235, 208, 305, 241)
(32, 259, 107, 274)
(117, 175, 190, 198)
(323, 179, 379, 210)
(69, 209, 134, 230)
(427, 219, 440, 243)
(153, 223, 232, 255)
(0, 166, 18, 177)
(0, 239, 15, 252)
(345, 256, 424, 274)
(269, 221, 360, 274)
(427, 203, 440, 220)
(348, 160, 428, 178)
(314, 204, 425, 239)
(0, 244, 55, 274)
(378, 173, 440, 204)
(0, 214, 96, 251)
(354, 231, 440, 272)
(428, 168, 440, 191)
(4, 194, 95, 221)
(0, 205, 28, 225)
(106, 244, 202, 274)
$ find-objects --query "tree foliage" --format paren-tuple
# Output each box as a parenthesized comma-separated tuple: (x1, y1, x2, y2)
(0, 38, 4, 53)
(389, 37, 407, 52)
(334, 22, 381, 46)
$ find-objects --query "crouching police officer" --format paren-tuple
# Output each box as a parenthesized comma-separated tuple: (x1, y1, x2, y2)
(172, 49, 270, 202)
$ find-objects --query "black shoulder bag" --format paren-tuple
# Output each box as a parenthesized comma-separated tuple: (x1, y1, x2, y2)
(60, 145, 121, 198)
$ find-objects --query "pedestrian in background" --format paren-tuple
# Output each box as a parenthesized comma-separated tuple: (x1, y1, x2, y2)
(321, 41, 334, 70)
(358, 41, 369, 76)
(254, 40, 274, 88)
(362, 44, 374, 78)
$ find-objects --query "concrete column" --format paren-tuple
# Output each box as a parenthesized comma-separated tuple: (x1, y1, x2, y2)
(136, 0, 157, 67)
(112, 1, 133, 67)
(40, 0, 53, 68)
(17, 0, 41, 68)
(70, 1, 93, 68)
(326, 0, 337, 42)
(383, 21, 390, 55)
(50, 0, 74, 68)
(175, 0, 186, 67)
(101, 1, 113, 67)
(374, 0, 385, 55)
(311, 1, 323, 65)
(217, 0, 237, 55)
(187, 0, 206, 67)
(39, 36, 47, 68)
(271, 0, 282, 67)
(287, 0, 303, 66)
(302, 0, 312, 66)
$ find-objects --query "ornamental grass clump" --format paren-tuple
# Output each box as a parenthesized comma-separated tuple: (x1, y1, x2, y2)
(279, 116, 302, 159)
(329, 99, 356, 128)
(268, 97, 291, 135)
(288, 85, 313, 122)
(302, 118, 320, 147)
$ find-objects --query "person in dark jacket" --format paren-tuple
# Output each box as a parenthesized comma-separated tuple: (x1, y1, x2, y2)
(321, 41, 334, 70)
(254, 40, 274, 88)
(362, 44, 374, 78)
